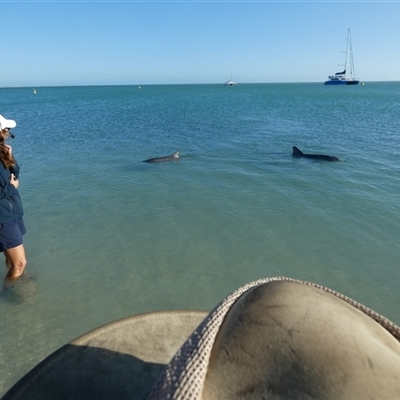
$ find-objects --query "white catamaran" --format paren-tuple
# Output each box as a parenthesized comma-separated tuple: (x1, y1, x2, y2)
(225, 64, 236, 86)
(225, 78, 236, 86)
(325, 28, 359, 85)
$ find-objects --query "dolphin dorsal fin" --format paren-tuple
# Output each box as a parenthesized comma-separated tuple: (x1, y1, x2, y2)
(292, 146, 303, 156)
(172, 151, 180, 159)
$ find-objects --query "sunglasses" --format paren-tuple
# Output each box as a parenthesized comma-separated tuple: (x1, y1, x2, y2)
(4, 129, 15, 139)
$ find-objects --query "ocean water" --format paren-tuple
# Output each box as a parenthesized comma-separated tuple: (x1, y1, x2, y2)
(0, 82, 399, 395)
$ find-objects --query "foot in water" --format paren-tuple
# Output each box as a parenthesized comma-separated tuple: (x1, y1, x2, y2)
(3, 277, 16, 290)
(2, 273, 32, 290)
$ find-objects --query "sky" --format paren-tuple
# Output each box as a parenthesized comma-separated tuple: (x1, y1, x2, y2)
(1, 1, 399, 87)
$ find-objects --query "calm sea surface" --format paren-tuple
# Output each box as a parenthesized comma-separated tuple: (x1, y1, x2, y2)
(0, 82, 399, 395)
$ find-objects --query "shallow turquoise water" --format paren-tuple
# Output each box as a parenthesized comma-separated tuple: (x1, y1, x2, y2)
(0, 82, 399, 394)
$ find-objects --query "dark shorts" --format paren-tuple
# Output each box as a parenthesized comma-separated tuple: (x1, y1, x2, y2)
(0, 218, 27, 252)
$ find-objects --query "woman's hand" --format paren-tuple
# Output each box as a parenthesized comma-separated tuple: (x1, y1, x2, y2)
(10, 174, 19, 189)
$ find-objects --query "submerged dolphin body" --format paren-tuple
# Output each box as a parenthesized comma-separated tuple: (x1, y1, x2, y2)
(292, 146, 340, 162)
(143, 151, 180, 163)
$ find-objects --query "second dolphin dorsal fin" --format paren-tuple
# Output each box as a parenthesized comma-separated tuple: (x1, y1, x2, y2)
(292, 146, 303, 157)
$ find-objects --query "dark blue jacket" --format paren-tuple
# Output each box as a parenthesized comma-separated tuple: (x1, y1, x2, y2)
(0, 158, 24, 223)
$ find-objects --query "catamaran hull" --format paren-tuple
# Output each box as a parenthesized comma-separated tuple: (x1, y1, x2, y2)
(324, 80, 359, 85)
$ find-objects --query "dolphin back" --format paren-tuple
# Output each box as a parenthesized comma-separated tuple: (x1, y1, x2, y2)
(143, 151, 180, 163)
(292, 146, 340, 162)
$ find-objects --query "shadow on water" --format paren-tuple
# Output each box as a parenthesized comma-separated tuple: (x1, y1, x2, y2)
(0, 288, 24, 305)
(0, 274, 37, 305)
(3, 344, 165, 400)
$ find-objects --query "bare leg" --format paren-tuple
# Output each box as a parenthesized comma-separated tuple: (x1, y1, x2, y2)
(4, 252, 11, 269)
(3, 245, 27, 289)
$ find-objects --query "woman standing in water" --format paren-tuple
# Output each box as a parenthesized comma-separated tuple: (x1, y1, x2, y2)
(0, 114, 27, 289)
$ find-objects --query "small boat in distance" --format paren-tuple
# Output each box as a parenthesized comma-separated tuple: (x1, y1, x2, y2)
(325, 28, 359, 85)
(225, 64, 236, 86)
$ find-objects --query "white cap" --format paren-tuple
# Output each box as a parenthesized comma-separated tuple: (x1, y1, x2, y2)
(0, 114, 17, 130)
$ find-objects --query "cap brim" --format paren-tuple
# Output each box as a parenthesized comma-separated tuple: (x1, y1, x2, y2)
(2, 310, 207, 399)
(0, 114, 17, 130)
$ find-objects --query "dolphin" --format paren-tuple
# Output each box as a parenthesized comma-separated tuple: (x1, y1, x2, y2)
(292, 146, 340, 161)
(143, 151, 180, 163)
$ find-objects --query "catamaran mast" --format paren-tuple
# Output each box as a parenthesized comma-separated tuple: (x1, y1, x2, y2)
(348, 28, 356, 79)
(342, 28, 350, 76)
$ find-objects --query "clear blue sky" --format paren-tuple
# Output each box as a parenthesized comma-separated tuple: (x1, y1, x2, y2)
(1, 1, 399, 86)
